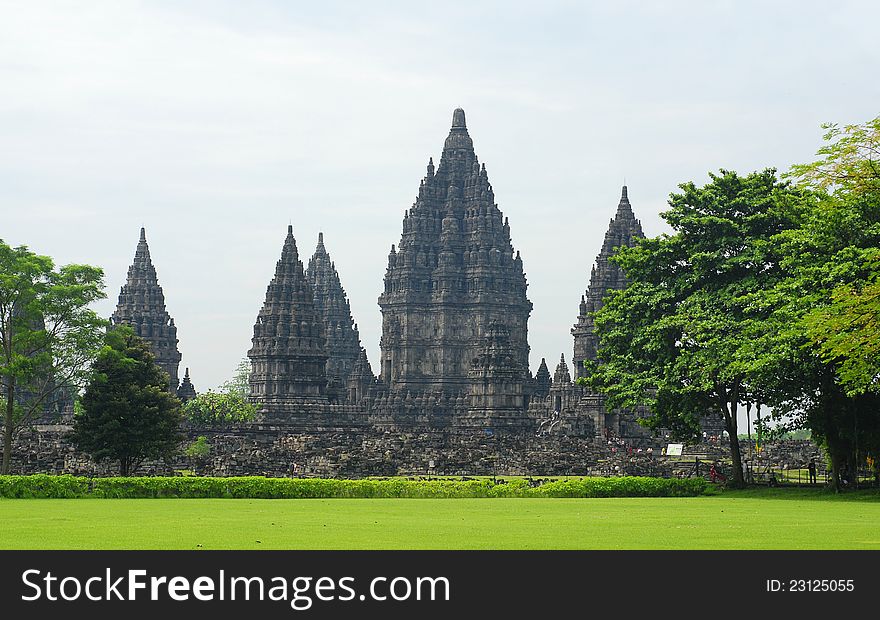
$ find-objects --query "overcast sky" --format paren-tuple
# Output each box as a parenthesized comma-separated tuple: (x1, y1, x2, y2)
(3, 1, 879, 431)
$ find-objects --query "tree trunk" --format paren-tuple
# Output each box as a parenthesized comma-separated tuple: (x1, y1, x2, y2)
(745, 401, 752, 461)
(826, 435, 844, 492)
(723, 414, 745, 488)
(720, 394, 745, 488)
(2, 377, 15, 474)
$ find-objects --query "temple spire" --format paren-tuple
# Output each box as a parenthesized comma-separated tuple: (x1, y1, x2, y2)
(442, 107, 474, 155)
(534, 357, 551, 397)
(306, 232, 362, 399)
(176, 368, 196, 403)
(553, 354, 571, 385)
(572, 187, 645, 379)
(616, 185, 635, 219)
(134, 227, 152, 264)
(379, 108, 532, 395)
(112, 228, 182, 391)
(452, 107, 466, 129)
(248, 226, 328, 409)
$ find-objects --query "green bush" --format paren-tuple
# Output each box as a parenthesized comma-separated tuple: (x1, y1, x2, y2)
(0, 475, 707, 499)
(184, 436, 211, 460)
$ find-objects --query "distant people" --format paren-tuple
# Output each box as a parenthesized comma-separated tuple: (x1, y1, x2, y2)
(709, 462, 726, 484)
(807, 459, 817, 484)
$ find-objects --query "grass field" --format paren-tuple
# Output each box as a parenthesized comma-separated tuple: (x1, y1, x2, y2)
(2, 487, 879, 550)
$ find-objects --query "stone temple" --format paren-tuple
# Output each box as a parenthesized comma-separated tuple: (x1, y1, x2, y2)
(9, 108, 782, 477)
(234, 108, 652, 438)
(103, 109, 680, 476)
(306, 232, 362, 401)
(572, 186, 644, 379)
(377, 108, 531, 395)
(111, 228, 195, 400)
(248, 226, 329, 408)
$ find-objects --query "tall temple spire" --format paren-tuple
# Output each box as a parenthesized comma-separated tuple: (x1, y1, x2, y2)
(248, 226, 328, 408)
(378, 109, 532, 395)
(572, 186, 645, 379)
(111, 228, 182, 390)
(306, 232, 362, 397)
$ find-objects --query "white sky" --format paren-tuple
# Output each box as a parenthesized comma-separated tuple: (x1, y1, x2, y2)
(3, 1, 879, 433)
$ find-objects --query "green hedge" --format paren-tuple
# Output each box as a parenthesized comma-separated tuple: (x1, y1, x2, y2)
(0, 475, 707, 499)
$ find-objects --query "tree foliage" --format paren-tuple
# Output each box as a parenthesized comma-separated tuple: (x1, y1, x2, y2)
(182, 359, 256, 426)
(788, 117, 880, 195)
(184, 435, 211, 461)
(0, 240, 106, 473)
(755, 116, 880, 489)
(804, 255, 880, 395)
(69, 327, 183, 475)
(584, 169, 810, 487)
(218, 358, 250, 399)
(784, 116, 880, 397)
(182, 390, 256, 426)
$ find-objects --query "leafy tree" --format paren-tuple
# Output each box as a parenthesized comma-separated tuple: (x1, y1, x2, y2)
(182, 359, 256, 426)
(182, 390, 256, 426)
(789, 117, 880, 194)
(804, 256, 880, 395)
(785, 116, 880, 397)
(69, 327, 183, 475)
(0, 240, 106, 473)
(584, 170, 809, 487)
(184, 435, 211, 460)
(219, 358, 251, 399)
(756, 118, 880, 488)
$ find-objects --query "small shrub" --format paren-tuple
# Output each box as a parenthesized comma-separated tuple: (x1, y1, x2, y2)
(184, 436, 211, 460)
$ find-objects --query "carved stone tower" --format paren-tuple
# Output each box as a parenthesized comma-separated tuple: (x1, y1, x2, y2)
(176, 368, 197, 403)
(571, 186, 644, 379)
(111, 227, 182, 390)
(534, 358, 551, 398)
(346, 347, 378, 403)
(306, 232, 362, 397)
(378, 108, 532, 394)
(248, 226, 328, 406)
(467, 321, 527, 425)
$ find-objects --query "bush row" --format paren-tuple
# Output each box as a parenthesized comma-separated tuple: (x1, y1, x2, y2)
(0, 474, 707, 499)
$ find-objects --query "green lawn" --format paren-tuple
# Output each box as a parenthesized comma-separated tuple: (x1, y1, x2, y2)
(2, 488, 879, 550)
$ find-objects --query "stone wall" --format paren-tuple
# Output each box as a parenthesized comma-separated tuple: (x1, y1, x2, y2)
(11, 424, 618, 477)
(9, 423, 824, 479)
